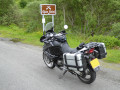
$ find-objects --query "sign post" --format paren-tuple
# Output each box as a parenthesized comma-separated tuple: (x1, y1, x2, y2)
(52, 15, 54, 31)
(42, 15, 45, 34)
(40, 4, 56, 34)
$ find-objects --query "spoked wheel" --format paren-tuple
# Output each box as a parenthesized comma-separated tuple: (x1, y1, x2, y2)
(77, 66, 96, 84)
(43, 52, 55, 69)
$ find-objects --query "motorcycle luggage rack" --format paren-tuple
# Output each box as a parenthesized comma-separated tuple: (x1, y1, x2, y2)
(64, 54, 83, 71)
(64, 65, 83, 68)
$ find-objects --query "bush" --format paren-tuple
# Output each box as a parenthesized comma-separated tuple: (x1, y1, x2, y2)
(0, 0, 13, 17)
(19, 0, 27, 8)
(22, 1, 48, 32)
(0, 4, 21, 25)
(88, 35, 120, 49)
(26, 22, 38, 33)
(110, 23, 120, 39)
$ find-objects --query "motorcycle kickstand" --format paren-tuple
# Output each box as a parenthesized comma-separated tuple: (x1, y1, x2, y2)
(59, 70, 67, 79)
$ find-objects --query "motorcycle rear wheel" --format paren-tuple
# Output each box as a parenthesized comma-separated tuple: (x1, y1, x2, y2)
(77, 66, 96, 84)
(43, 52, 55, 69)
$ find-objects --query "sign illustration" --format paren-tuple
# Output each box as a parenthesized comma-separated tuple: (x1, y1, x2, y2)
(40, 4, 56, 15)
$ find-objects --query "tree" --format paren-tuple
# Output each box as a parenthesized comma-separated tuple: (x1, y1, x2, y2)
(51, 0, 120, 36)
(0, 0, 21, 25)
(19, 0, 27, 8)
(110, 23, 120, 39)
(0, 0, 13, 17)
(23, 0, 49, 32)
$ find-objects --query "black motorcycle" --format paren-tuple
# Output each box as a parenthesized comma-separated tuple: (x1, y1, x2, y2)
(40, 22, 107, 84)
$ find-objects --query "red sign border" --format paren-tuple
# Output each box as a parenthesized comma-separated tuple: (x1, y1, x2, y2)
(40, 4, 56, 15)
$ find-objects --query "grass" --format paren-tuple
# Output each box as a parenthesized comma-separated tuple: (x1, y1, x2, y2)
(0, 25, 43, 46)
(0, 25, 120, 64)
(104, 49, 120, 63)
(67, 33, 85, 48)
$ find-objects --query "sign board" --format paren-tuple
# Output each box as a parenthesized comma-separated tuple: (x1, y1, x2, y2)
(40, 4, 56, 15)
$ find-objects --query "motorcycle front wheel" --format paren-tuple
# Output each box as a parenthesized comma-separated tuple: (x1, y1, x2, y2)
(77, 66, 96, 84)
(43, 52, 55, 69)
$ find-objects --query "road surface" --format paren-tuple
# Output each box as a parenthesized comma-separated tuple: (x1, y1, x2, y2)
(0, 38, 120, 90)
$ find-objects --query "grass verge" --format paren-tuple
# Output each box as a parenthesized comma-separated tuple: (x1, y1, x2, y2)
(0, 25, 43, 46)
(104, 49, 120, 63)
(0, 25, 120, 64)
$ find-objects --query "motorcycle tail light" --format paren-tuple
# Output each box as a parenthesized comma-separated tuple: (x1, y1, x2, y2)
(89, 48, 95, 53)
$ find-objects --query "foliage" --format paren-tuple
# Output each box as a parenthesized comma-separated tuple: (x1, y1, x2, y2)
(0, 0, 21, 25)
(110, 23, 120, 39)
(1, 25, 120, 63)
(104, 49, 120, 63)
(0, 25, 43, 46)
(88, 35, 120, 48)
(26, 21, 38, 33)
(52, 0, 120, 35)
(19, 0, 27, 8)
(22, 1, 49, 32)
(1, 0, 120, 35)
(0, 0, 120, 48)
(0, 0, 13, 17)
(66, 32, 120, 49)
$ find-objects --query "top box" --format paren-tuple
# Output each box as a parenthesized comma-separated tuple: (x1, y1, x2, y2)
(40, 4, 56, 15)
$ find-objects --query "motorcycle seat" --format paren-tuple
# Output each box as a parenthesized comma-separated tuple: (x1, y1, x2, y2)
(61, 43, 77, 53)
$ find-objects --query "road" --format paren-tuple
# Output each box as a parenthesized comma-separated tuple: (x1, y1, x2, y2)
(0, 38, 120, 90)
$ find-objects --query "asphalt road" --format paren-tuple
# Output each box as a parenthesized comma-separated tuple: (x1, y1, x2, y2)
(0, 38, 120, 90)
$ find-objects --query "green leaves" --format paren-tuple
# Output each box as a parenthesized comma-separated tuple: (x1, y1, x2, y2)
(0, 0, 14, 17)
(19, 0, 27, 8)
(89, 35, 120, 48)
(51, 0, 120, 37)
(110, 23, 120, 39)
(0, 0, 21, 25)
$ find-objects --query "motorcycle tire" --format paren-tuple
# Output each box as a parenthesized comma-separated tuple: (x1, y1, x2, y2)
(43, 52, 55, 69)
(77, 66, 96, 84)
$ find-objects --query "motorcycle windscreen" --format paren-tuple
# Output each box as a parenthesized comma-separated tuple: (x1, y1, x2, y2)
(45, 22, 54, 32)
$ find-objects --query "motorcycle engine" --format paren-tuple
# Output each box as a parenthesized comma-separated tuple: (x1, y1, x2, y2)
(57, 60, 63, 66)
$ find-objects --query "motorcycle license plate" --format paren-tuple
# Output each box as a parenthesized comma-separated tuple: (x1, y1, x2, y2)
(90, 58, 100, 69)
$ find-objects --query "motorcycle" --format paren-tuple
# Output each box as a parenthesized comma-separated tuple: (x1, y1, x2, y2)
(40, 22, 107, 84)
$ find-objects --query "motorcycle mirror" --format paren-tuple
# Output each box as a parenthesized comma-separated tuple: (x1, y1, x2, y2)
(64, 25, 68, 29)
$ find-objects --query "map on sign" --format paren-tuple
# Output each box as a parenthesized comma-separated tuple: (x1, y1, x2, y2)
(40, 4, 56, 15)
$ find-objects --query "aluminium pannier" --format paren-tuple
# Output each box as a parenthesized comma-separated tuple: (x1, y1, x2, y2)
(63, 53, 86, 71)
